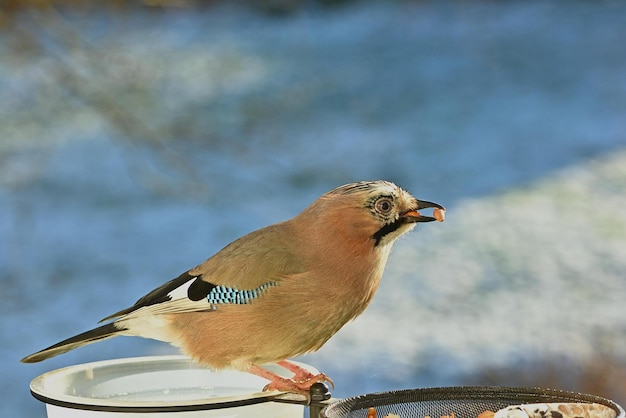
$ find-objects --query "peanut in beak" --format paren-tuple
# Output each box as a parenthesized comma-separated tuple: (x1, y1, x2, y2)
(433, 208, 445, 222)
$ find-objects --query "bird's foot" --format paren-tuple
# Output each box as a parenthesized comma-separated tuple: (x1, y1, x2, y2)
(276, 360, 334, 389)
(248, 363, 333, 398)
(262, 372, 332, 393)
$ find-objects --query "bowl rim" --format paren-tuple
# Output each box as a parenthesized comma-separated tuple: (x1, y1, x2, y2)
(29, 355, 291, 413)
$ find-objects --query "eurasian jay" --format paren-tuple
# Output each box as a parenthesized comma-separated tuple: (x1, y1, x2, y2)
(22, 180, 445, 394)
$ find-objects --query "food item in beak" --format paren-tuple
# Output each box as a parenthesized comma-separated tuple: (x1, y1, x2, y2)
(433, 207, 445, 222)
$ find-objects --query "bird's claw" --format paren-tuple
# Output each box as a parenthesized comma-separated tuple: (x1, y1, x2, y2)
(262, 372, 333, 394)
(249, 363, 333, 398)
(274, 360, 334, 389)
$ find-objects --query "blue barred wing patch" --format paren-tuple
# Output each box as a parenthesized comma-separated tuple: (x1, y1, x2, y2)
(206, 282, 277, 305)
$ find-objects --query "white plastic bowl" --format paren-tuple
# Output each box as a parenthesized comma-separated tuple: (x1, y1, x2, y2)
(29, 355, 315, 417)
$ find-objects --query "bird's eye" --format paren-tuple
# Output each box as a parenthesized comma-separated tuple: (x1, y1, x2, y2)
(375, 198, 393, 214)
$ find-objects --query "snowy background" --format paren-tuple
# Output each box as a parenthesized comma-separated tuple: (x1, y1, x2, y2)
(1, 1, 626, 416)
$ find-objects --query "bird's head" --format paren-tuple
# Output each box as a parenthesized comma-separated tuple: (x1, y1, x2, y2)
(309, 180, 445, 248)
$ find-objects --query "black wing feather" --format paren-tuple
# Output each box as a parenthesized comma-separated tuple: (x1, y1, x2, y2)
(99, 271, 198, 322)
(187, 278, 217, 301)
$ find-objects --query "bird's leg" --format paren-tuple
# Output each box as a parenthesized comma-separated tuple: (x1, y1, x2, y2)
(248, 363, 333, 396)
(277, 360, 334, 388)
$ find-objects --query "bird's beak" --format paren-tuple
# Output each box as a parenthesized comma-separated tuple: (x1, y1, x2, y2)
(402, 200, 446, 223)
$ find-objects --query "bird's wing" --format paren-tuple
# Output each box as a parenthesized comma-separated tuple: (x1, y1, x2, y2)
(101, 224, 305, 321)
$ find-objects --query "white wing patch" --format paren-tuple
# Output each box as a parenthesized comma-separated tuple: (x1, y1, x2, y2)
(166, 278, 195, 301)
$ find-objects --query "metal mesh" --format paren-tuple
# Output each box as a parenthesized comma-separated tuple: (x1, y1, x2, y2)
(321, 386, 625, 418)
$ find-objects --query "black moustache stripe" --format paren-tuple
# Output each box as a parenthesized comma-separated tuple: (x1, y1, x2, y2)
(372, 218, 405, 246)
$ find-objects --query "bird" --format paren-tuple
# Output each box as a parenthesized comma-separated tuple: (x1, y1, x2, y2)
(21, 180, 445, 395)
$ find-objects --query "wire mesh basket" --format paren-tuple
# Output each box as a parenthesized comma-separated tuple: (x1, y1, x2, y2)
(321, 386, 625, 418)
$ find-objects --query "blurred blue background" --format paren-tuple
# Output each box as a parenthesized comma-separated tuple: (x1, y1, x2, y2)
(2, 1, 626, 416)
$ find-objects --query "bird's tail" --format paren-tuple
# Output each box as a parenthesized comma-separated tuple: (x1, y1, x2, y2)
(21, 322, 126, 363)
